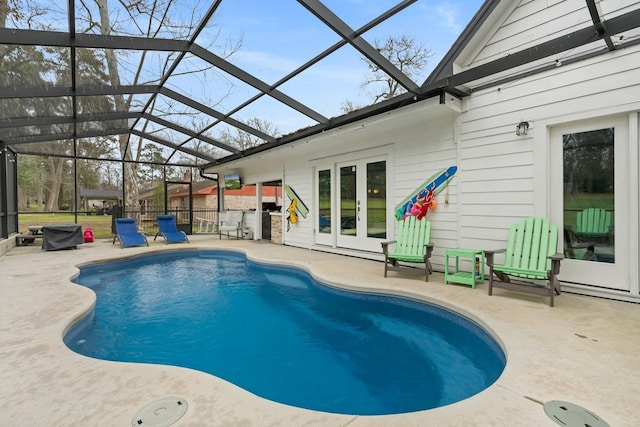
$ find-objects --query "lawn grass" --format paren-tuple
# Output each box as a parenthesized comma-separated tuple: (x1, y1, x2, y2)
(563, 193, 614, 226)
(18, 213, 114, 239)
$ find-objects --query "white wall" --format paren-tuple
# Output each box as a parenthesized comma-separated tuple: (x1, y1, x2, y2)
(470, 1, 592, 68)
(391, 115, 458, 268)
(457, 43, 640, 254)
(458, 0, 640, 89)
(275, 97, 461, 266)
(282, 164, 313, 249)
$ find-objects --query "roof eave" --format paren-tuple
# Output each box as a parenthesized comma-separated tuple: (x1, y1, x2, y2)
(203, 88, 455, 168)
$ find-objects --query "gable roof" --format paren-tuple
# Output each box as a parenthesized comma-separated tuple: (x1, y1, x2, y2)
(424, 0, 640, 94)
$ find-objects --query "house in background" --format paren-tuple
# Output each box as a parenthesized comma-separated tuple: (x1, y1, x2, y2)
(138, 179, 282, 234)
(79, 188, 123, 214)
(162, 181, 282, 212)
(204, 0, 640, 303)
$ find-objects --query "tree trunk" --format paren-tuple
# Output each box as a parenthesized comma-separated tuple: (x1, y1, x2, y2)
(0, 0, 7, 28)
(37, 174, 44, 212)
(95, 0, 140, 211)
(45, 157, 64, 211)
(17, 183, 26, 210)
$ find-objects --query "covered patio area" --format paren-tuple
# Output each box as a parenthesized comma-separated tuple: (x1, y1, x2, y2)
(1, 236, 638, 426)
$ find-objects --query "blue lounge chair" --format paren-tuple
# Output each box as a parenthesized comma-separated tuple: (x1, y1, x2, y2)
(155, 215, 189, 244)
(113, 218, 149, 248)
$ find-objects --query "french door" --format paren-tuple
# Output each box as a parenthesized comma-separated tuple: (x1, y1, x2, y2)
(336, 158, 387, 251)
(315, 156, 387, 252)
(550, 116, 630, 291)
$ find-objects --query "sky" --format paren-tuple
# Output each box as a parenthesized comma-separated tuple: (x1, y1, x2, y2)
(7, 0, 486, 154)
(181, 0, 487, 136)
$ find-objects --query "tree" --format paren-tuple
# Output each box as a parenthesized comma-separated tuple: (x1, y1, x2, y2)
(138, 145, 167, 185)
(2, 1, 66, 211)
(340, 100, 359, 114)
(84, 0, 242, 210)
(3, 0, 122, 211)
(344, 35, 433, 112)
(15, 156, 42, 210)
(6, 0, 244, 213)
(220, 117, 279, 151)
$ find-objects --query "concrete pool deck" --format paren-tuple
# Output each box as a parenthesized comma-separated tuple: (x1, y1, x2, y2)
(1, 235, 639, 426)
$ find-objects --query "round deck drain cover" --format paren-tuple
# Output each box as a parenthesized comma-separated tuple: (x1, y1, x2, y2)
(132, 396, 188, 427)
(544, 400, 609, 427)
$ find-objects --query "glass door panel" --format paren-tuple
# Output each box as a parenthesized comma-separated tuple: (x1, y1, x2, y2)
(318, 169, 332, 234)
(551, 116, 629, 291)
(339, 165, 357, 237)
(367, 161, 386, 239)
(315, 168, 333, 246)
(563, 129, 614, 263)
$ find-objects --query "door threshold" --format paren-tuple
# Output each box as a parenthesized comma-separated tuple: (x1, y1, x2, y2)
(310, 244, 384, 262)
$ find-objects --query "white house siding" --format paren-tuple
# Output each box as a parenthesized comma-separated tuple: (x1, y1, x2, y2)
(242, 211, 255, 237)
(214, 99, 462, 263)
(282, 164, 313, 249)
(274, 99, 460, 267)
(457, 38, 640, 298)
(599, 0, 640, 19)
(391, 114, 458, 270)
(459, 0, 640, 90)
(473, 1, 592, 67)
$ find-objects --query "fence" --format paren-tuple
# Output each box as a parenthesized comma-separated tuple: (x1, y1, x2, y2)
(18, 207, 258, 239)
(113, 207, 220, 236)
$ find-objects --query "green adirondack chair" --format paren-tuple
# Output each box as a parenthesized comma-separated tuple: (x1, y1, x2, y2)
(485, 217, 563, 307)
(381, 216, 434, 281)
(575, 208, 611, 239)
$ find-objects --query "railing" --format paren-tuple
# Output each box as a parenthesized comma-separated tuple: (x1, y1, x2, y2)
(17, 208, 222, 240)
(114, 208, 220, 236)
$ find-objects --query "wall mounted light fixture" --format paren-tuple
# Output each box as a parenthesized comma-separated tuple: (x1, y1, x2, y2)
(516, 121, 530, 136)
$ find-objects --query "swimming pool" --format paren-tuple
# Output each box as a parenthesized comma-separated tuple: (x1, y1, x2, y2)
(65, 250, 505, 415)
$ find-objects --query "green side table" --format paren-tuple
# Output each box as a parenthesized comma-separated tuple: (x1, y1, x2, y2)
(444, 248, 484, 288)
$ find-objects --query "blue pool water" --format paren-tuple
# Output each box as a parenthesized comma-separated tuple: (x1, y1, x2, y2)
(65, 250, 505, 415)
